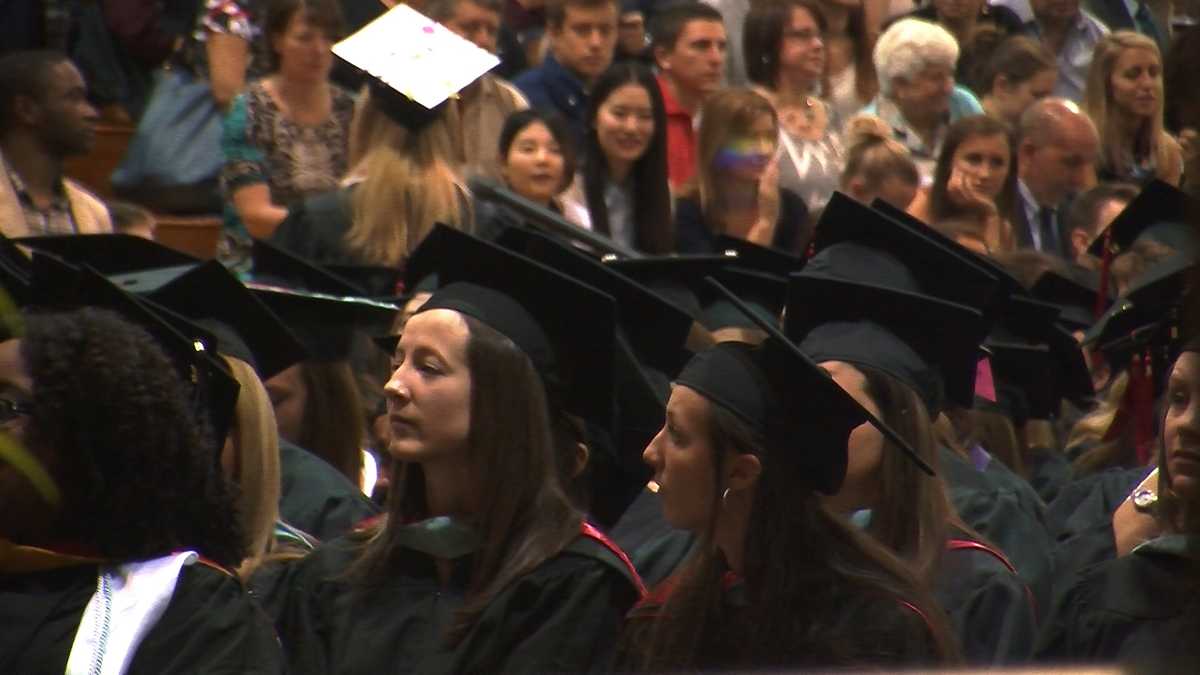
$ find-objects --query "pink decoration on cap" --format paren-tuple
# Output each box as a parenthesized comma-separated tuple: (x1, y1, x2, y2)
(975, 357, 996, 403)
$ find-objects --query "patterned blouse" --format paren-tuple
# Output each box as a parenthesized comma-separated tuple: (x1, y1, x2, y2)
(221, 80, 356, 221)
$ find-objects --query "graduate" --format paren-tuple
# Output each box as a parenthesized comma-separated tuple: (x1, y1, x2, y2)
(620, 282, 960, 670)
(0, 254, 283, 673)
(271, 228, 644, 673)
(787, 258, 1038, 665)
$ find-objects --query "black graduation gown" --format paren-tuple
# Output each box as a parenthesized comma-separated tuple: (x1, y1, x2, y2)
(278, 439, 380, 542)
(270, 189, 361, 267)
(1025, 445, 1074, 504)
(0, 561, 284, 674)
(1035, 535, 1200, 672)
(273, 529, 643, 674)
(938, 447, 1055, 614)
(1046, 466, 1150, 541)
(935, 534, 1038, 665)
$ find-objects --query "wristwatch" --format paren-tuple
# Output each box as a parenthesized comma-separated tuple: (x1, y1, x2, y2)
(1132, 488, 1159, 514)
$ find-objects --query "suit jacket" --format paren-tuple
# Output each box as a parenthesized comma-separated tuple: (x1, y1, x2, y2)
(1013, 189, 1074, 258)
(1084, 0, 1169, 55)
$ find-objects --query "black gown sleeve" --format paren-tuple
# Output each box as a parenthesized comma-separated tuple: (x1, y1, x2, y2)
(127, 562, 284, 674)
(277, 440, 380, 542)
(935, 542, 1037, 665)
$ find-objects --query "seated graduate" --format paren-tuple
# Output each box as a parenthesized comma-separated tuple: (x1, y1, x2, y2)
(270, 5, 490, 271)
(1036, 331, 1200, 670)
(272, 227, 645, 674)
(0, 257, 283, 673)
(620, 285, 960, 671)
(786, 269, 1038, 665)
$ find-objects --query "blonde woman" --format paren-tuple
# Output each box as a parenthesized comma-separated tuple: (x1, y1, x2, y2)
(1083, 31, 1183, 187)
(269, 84, 470, 271)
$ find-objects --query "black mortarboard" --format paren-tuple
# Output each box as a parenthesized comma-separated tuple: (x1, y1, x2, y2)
(332, 4, 498, 132)
(108, 262, 308, 379)
(326, 264, 405, 298)
(15, 233, 198, 275)
(986, 341, 1058, 420)
(0, 234, 31, 309)
(808, 192, 1002, 311)
(1032, 267, 1112, 331)
(29, 253, 240, 449)
(411, 225, 618, 428)
(247, 239, 399, 361)
(698, 268, 787, 331)
(786, 274, 989, 412)
(712, 235, 805, 277)
(604, 254, 730, 319)
(1087, 180, 1198, 258)
(1085, 253, 1196, 350)
(496, 227, 693, 375)
(675, 279, 933, 494)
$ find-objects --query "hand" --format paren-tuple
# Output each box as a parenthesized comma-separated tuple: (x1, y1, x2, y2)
(946, 168, 998, 219)
(748, 157, 781, 246)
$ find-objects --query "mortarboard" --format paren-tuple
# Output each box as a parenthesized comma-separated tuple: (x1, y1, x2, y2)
(247, 239, 400, 361)
(333, 4, 499, 131)
(108, 261, 308, 380)
(604, 254, 730, 319)
(15, 233, 198, 275)
(496, 227, 693, 376)
(1086, 180, 1197, 259)
(410, 225, 618, 429)
(326, 264, 405, 299)
(712, 235, 805, 277)
(808, 192, 1002, 312)
(1032, 267, 1112, 332)
(675, 279, 933, 495)
(985, 341, 1058, 421)
(786, 274, 989, 413)
(29, 253, 240, 449)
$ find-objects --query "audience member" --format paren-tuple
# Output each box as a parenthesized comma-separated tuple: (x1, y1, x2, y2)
(183, 0, 274, 111)
(489, 109, 584, 227)
(1013, 97, 1099, 257)
(893, 0, 1024, 67)
(0, 51, 111, 237)
(1063, 181, 1137, 266)
(974, 35, 1057, 127)
(674, 88, 809, 254)
(816, 0, 878, 123)
(745, 0, 846, 212)
(426, 0, 530, 180)
(1084, 0, 1168, 55)
(1020, 0, 1108, 103)
(221, 0, 352, 240)
(863, 19, 984, 184)
(839, 114, 921, 210)
(650, 1, 727, 189)
(1083, 31, 1182, 187)
(615, 0, 651, 64)
(562, 63, 674, 252)
(513, 0, 619, 145)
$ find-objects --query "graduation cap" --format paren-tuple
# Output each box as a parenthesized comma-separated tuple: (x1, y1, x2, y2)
(808, 193, 1002, 312)
(1032, 267, 1112, 332)
(247, 239, 399, 361)
(604, 254, 729, 319)
(713, 235, 805, 277)
(325, 264, 404, 299)
(985, 341, 1058, 421)
(332, 4, 499, 131)
(495, 227, 693, 376)
(786, 274, 989, 413)
(1086, 180, 1197, 259)
(0, 234, 31, 310)
(410, 225, 618, 428)
(675, 279, 933, 495)
(15, 233, 198, 275)
(108, 261, 308, 380)
(29, 253, 239, 449)
(1084, 253, 1197, 353)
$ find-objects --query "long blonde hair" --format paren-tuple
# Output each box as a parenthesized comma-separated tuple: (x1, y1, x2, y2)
(1083, 32, 1172, 181)
(688, 88, 778, 217)
(344, 89, 467, 266)
(223, 355, 282, 579)
(1068, 370, 1132, 475)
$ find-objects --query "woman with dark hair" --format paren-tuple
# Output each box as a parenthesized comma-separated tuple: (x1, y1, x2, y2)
(911, 114, 1018, 254)
(974, 35, 1057, 128)
(744, 0, 846, 213)
(813, 0, 877, 122)
(267, 360, 365, 486)
(0, 308, 283, 672)
(272, 228, 643, 673)
(1037, 339, 1200, 668)
(674, 88, 809, 254)
(622, 331, 959, 670)
(221, 0, 353, 239)
(563, 62, 673, 254)
(498, 108, 579, 211)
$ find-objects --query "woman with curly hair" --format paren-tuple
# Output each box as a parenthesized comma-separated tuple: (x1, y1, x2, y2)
(0, 308, 283, 672)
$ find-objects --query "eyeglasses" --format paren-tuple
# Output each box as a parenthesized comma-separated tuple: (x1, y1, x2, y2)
(0, 397, 33, 423)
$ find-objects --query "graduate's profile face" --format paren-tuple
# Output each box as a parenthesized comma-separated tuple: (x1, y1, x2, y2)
(821, 361, 884, 513)
(265, 364, 308, 447)
(384, 310, 473, 463)
(0, 339, 53, 541)
(643, 385, 718, 532)
(1163, 352, 1200, 502)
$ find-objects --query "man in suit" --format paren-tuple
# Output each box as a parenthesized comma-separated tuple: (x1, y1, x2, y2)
(1085, 0, 1169, 55)
(1013, 98, 1100, 258)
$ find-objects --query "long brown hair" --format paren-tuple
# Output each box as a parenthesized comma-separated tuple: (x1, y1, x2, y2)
(349, 316, 581, 642)
(344, 89, 467, 266)
(687, 88, 778, 216)
(627, 394, 960, 670)
(1084, 31, 1174, 181)
(743, 0, 832, 97)
(295, 360, 364, 485)
(928, 114, 1018, 231)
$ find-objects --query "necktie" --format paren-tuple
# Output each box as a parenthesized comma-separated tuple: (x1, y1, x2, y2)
(1039, 206, 1060, 256)
(1134, 3, 1163, 47)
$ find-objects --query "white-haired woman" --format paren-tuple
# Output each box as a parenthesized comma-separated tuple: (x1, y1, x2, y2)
(861, 18, 983, 184)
